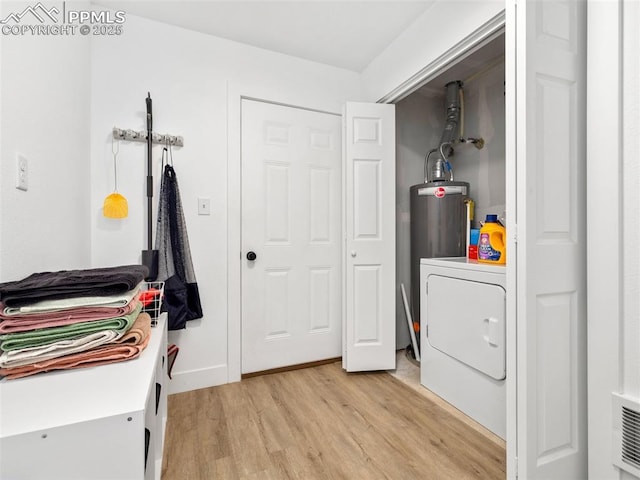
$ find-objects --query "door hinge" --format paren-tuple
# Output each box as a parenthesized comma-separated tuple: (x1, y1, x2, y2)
(512, 223, 518, 244)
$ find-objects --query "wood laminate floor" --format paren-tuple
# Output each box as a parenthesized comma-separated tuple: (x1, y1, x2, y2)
(161, 361, 506, 479)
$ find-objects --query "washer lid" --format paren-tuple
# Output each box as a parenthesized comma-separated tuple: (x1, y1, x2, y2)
(426, 274, 506, 380)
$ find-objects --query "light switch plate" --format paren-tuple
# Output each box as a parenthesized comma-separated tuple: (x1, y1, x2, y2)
(198, 197, 211, 215)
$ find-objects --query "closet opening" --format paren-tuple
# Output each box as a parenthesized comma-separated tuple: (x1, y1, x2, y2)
(394, 31, 507, 440)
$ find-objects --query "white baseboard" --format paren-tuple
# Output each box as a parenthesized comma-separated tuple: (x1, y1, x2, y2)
(167, 364, 228, 394)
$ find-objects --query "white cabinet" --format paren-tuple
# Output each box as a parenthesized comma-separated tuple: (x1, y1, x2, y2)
(0, 313, 168, 480)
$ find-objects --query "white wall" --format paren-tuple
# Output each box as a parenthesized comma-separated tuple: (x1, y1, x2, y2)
(360, 0, 504, 102)
(0, 1, 92, 283)
(90, 13, 361, 393)
(587, 0, 640, 478)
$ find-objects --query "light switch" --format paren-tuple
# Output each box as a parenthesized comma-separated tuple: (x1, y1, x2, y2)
(198, 197, 211, 215)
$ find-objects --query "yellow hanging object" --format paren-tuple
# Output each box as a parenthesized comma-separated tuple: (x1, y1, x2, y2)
(103, 137, 128, 219)
(103, 192, 128, 218)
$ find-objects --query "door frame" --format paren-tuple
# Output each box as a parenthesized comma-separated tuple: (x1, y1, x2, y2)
(227, 84, 342, 382)
(377, 12, 505, 104)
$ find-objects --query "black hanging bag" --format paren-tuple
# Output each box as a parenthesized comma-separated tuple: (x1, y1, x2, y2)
(155, 150, 203, 330)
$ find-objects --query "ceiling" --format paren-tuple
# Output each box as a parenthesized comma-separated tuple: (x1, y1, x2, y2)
(92, 1, 435, 72)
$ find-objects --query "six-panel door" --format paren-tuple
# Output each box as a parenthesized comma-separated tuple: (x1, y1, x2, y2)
(241, 99, 342, 374)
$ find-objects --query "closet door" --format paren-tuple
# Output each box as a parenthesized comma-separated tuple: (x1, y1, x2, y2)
(343, 102, 396, 372)
(507, 0, 587, 478)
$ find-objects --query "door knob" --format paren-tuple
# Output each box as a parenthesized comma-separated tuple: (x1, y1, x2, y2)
(351, 250, 357, 257)
(246, 251, 257, 261)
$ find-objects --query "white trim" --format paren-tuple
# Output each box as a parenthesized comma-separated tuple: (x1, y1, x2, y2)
(341, 104, 348, 370)
(227, 81, 242, 383)
(226, 83, 341, 383)
(378, 11, 506, 104)
(504, 3, 517, 477)
(586, 1, 623, 479)
(239, 96, 340, 117)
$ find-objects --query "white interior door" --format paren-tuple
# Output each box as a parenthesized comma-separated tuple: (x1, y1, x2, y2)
(508, 0, 587, 477)
(343, 102, 396, 372)
(241, 99, 342, 374)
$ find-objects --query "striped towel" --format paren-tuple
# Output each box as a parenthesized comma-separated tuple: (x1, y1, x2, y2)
(0, 302, 141, 352)
(0, 296, 139, 334)
(0, 312, 152, 380)
(0, 330, 120, 368)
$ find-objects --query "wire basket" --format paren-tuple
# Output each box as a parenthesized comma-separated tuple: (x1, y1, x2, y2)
(139, 281, 165, 326)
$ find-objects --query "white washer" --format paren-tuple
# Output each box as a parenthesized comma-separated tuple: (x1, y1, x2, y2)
(420, 257, 506, 439)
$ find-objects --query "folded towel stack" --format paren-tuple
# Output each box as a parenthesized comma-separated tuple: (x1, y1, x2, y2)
(0, 265, 153, 380)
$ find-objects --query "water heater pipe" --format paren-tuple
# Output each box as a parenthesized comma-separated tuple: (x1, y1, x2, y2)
(426, 80, 485, 183)
(438, 80, 463, 155)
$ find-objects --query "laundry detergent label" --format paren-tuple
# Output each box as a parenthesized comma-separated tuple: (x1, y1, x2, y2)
(478, 233, 502, 261)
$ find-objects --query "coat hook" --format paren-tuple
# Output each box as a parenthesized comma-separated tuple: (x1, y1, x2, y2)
(112, 127, 184, 146)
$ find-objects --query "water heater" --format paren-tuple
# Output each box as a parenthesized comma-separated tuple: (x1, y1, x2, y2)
(410, 181, 469, 323)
